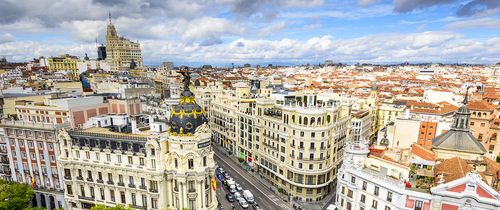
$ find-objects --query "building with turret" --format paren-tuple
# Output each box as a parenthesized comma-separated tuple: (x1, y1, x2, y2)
(58, 72, 217, 209)
(105, 13, 143, 71)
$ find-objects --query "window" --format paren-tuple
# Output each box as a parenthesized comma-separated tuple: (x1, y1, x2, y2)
(119, 175, 123, 183)
(351, 176, 356, 183)
(151, 159, 156, 168)
(203, 156, 207, 166)
(151, 198, 158, 209)
(372, 200, 378, 208)
(142, 194, 147, 207)
(100, 188, 105, 200)
(385, 206, 391, 210)
(117, 155, 122, 163)
(374, 186, 379, 196)
(106, 154, 111, 162)
(131, 193, 136, 206)
(341, 186, 345, 194)
(360, 194, 365, 203)
(129, 176, 134, 185)
(128, 156, 133, 164)
(120, 191, 125, 203)
(67, 185, 73, 195)
(362, 181, 367, 190)
(387, 191, 392, 202)
(110, 189, 115, 202)
(108, 173, 113, 182)
(139, 157, 144, 166)
(415, 200, 423, 210)
(347, 189, 353, 198)
(188, 159, 194, 169)
(174, 158, 178, 168)
(150, 149, 156, 156)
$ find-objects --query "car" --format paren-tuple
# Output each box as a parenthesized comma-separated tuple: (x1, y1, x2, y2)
(219, 207, 225, 210)
(223, 172, 230, 179)
(229, 186, 237, 194)
(226, 193, 236, 202)
(252, 204, 261, 210)
(238, 197, 249, 209)
(242, 190, 254, 204)
(233, 192, 242, 200)
(236, 183, 243, 191)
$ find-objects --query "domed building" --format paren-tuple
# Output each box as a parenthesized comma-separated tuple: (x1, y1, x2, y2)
(163, 70, 217, 210)
(432, 91, 487, 161)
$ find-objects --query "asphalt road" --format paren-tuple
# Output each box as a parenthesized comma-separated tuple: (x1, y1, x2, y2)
(214, 150, 292, 210)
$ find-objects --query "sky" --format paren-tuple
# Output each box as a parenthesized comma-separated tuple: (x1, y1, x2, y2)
(0, 0, 499, 66)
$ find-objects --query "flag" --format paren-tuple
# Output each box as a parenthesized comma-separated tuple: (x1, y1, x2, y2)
(31, 177, 36, 188)
(211, 177, 217, 191)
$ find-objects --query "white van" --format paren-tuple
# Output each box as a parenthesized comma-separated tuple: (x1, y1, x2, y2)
(242, 190, 254, 204)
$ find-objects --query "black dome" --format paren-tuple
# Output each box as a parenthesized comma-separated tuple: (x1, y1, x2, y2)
(168, 71, 207, 135)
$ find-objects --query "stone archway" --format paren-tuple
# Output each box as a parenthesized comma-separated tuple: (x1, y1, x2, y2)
(49, 195, 56, 210)
(40, 194, 46, 207)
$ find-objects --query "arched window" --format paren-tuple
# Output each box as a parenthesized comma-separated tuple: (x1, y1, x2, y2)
(318, 117, 321, 125)
(299, 116, 302, 124)
(304, 117, 308, 125)
(292, 115, 295, 123)
(327, 115, 331, 123)
(311, 117, 315, 125)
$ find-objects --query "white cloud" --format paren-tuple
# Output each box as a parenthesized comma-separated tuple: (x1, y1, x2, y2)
(258, 21, 287, 36)
(445, 18, 500, 29)
(0, 33, 15, 44)
(2, 31, 499, 64)
(357, 0, 379, 7)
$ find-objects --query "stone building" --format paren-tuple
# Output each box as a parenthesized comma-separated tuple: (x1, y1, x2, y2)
(58, 71, 217, 209)
(210, 84, 352, 201)
(105, 13, 143, 71)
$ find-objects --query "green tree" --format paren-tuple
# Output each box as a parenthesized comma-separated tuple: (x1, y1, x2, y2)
(90, 204, 132, 210)
(24, 207, 46, 210)
(0, 179, 34, 210)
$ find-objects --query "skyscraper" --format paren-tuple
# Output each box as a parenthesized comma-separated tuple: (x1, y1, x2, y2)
(105, 13, 143, 71)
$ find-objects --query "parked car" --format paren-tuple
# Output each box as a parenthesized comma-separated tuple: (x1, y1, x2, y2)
(236, 183, 243, 191)
(238, 197, 249, 209)
(226, 193, 236, 202)
(233, 192, 242, 200)
(243, 190, 254, 204)
(223, 172, 230, 179)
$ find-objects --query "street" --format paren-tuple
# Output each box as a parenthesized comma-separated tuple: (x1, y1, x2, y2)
(213, 146, 293, 210)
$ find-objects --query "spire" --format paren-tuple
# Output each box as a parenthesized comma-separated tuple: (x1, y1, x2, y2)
(463, 86, 471, 105)
(108, 11, 112, 24)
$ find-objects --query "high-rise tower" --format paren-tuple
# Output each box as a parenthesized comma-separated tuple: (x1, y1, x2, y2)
(105, 13, 143, 71)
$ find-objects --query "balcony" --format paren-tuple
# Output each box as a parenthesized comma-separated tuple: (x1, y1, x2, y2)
(189, 188, 196, 193)
(139, 185, 147, 190)
(298, 146, 305, 150)
(117, 182, 125, 187)
(149, 188, 158, 193)
(86, 177, 93, 182)
(128, 183, 136, 188)
(76, 176, 84, 181)
(96, 179, 104, 184)
(107, 180, 114, 185)
(64, 175, 72, 180)
(78, 195, 95, 201)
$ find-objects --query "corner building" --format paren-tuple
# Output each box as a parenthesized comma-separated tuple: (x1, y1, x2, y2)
(59, 72, 217, 209)
(210, 86, 352, 201)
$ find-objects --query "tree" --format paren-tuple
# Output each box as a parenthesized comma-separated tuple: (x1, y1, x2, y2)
(0, 179, 34, 210)
(90, 204, 132, 210)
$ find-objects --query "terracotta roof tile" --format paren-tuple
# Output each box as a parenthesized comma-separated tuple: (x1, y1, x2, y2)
(411, 144, 436, 161)
(467, 100, 496, 111)
(435, 156, 473, 184)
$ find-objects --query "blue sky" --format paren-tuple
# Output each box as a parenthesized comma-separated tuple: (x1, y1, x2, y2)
(0, 0, 499, 66)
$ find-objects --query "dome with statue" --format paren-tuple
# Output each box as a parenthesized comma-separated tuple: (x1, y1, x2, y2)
(168, 70, 207, 135)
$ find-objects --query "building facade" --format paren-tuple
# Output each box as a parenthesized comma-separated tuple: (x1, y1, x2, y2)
(105, 15, 143, 71)
(58, 72, 217, 210)
(210, 86, 352, 201)
(1, 119, 69, 210)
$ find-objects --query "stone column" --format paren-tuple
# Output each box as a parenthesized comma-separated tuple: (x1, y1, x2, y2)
(166, 177, 172, 207)
(182, 182, 188, 208)
(35, 193, 42, 207)
(197, 180, 203, 209)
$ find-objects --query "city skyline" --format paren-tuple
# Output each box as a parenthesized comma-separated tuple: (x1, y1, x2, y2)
(0, 0, 499, 66)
